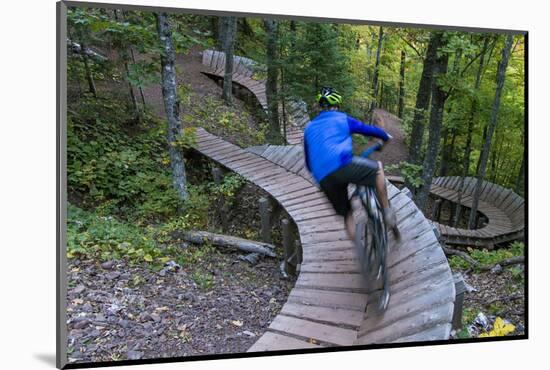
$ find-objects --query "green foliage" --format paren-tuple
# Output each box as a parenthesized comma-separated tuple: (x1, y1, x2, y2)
(178, 85, 268, 147)
(67, 204, 162, 264)
(386, 161, 424, 188)
(281, 22, 356, 111)
(449, 242, 524, 271)
(67, 97, 182, 222)
(191, 271, 215, 291)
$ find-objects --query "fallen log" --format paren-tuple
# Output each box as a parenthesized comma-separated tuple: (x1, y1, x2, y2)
(174, 230, 277, 257)
(478, 256, 524, 271)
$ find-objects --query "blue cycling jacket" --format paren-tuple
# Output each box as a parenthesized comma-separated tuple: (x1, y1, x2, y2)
(303, 110, 389, 183)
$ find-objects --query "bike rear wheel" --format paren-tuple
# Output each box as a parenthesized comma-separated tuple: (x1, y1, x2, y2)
(356, 186, 391, 311)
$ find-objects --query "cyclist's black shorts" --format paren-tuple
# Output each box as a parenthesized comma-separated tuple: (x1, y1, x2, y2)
(319, 157, 379, 217)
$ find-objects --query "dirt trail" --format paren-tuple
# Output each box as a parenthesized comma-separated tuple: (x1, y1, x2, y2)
(361, 108, 408, 175)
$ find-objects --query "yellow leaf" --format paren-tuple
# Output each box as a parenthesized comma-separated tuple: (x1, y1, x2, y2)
(492, 317, 515, 336)
(231, 320, 243, 327)
(478, 317, 515, 338)
(144, 254, 153, 262)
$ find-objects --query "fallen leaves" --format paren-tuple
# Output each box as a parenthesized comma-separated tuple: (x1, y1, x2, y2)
(478, 317, 516, 337)
(231, 320, 243, 327)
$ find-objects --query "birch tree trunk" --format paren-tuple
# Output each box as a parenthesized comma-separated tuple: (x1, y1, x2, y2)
(398, 50, 406, 119)
(156, 12, 188, 201)
(222, 17, 237, 105)
(468, 34, 514, 229)
(415, 32, 449, 211)
(264, 19, 282, 144)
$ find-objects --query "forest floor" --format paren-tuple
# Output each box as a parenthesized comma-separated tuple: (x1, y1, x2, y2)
(66, 248, 293, 363)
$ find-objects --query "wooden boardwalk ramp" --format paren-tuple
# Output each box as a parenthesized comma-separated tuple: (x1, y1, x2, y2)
(200, 49, 308, 145)
(386, 176, 525, 248)
(193, 129, 455, 351)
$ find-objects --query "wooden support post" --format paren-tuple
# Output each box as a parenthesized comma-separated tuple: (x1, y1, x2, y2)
(432, 199, 442, 222)
(449, 202, 456, 224)
(212, 167, 228, 232)
(282, 219, 296, 275)
(259, 197, 271, 243)
(452, 273, 467, 331)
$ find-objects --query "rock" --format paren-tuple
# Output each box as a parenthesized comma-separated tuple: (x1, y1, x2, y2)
(474, 312, 489, 330)
(242, 330, 256, 337)
(105, 271, 121, 280)
(73, 285, 86, 294)
(126, 350, 144, 360)
(158, 269, 167, 277)
(491, 264, 503, 274)
(165, 260, 181, 271)
(151, 313, 161, 323)
(101, 260, 116, 270)
(81, 303, 93, 312)
(183, 292, 196, 302)
(73, 319, 90, 330)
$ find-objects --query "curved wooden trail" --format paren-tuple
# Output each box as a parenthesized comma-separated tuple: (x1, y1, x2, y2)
(193, 128, 455, 350)
(386, 176, 525, 247)
(201, 49, 308, 145)
(249, 146, 524, 248)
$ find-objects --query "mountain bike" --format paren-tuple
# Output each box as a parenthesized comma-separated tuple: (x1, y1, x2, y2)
(351, 137, 394, 311)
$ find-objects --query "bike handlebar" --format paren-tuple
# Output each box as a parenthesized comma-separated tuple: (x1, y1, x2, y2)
(360, 133, 393, 158)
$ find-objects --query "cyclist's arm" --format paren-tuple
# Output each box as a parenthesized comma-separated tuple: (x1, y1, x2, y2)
(347, 116, 390, 141)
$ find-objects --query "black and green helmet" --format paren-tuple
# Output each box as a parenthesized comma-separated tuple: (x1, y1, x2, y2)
(316, 87, 343, 107)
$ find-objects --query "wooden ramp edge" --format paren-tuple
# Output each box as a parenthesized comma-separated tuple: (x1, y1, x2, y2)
(200, 49, 307, 145)
(193, 128, 455, 351)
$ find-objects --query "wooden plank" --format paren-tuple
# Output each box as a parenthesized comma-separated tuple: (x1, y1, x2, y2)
(275, 187, 320, 203)
(281, 302, 364, 328)
(287, 288, 367, 312)
(390, 323, 452, 343)
(268, 315, 356, 346)
(247, 332, 321, 352)
(283, 192, 327, 208)
(300, 239, 355, 250)
(300, 260, 361, 274)
(302, 248, 357, 262)
(296, 272, 366, 292)
(360, 275, 454, 336)
(355, 302, 454, 344)
(300, 230, 349, 244)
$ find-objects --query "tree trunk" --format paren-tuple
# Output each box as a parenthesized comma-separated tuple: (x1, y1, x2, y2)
(515, 148, 525, 194)
(221, 17, 237, 105)
(115, 9, 142, 121)
(264, 19, 282, 144)
(369, 26, 384, 115)
(454, 37, 490, 226)
(156, 12, 188, 201)
(398, 50, 406, 119)
(468, 35, 514, 229)
(415, 32, 449, 211)
(407, 32, 440, 165)
(79, 40, 97, 97)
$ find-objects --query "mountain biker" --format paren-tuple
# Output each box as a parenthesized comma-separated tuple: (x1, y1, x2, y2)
(303, 87, 400, 241)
